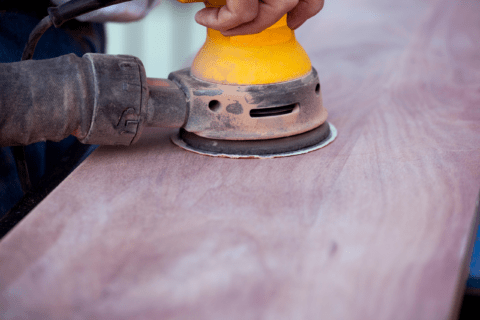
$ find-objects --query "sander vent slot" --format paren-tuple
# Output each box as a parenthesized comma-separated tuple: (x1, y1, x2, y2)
(250, 103, 298, 118)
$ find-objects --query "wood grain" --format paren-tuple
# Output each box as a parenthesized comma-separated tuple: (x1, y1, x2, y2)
(1, 0, 480, 319)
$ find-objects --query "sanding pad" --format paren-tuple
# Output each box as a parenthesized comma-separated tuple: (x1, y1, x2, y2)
(168, 67, 336, 159)
(171, 122, 337, 159)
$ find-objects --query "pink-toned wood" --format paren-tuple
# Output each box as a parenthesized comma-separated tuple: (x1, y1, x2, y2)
(1, 0, 480, 319)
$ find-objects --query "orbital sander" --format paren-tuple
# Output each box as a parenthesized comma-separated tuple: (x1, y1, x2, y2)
(3, 0, 336, 160)
(170, 0, 337, 158)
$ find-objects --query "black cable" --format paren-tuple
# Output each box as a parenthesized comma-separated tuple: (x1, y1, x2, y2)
(48, 0, 132, 28)
(21, 15, 54, 61)
(15, 15, 54, 194)
(21, 0, 132, 61)
(15, 0, 132, 194)
(11, 146, 32, 193)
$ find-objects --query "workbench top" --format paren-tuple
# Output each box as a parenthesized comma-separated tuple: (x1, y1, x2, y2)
(1, 0, 480, 319)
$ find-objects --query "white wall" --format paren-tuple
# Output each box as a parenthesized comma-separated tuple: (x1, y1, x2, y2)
(105, 0, 206, 78)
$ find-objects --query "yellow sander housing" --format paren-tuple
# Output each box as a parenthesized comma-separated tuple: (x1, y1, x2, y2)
(170, 0, 336, 158)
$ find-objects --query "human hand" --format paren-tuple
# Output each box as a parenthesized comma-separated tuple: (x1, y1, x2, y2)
(194, 0, 325, 36)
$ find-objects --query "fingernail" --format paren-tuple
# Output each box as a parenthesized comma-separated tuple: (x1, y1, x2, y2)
(194, 12, 205, 25)
(221, 29, 237, 37)
(287, 19, 301, 30)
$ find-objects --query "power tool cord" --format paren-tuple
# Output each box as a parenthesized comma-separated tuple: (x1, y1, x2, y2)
(13, 16, 54, 193)
(15, 0, 132, 194)
(21, 15, 53, 61)
(21, 0, 132, 61)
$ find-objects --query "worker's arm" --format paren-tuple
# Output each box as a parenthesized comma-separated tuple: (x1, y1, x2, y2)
(194, 0, 325, 35)
(0, 53, 186, 147)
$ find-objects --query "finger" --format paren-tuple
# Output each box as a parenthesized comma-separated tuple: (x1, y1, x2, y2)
(287, 0, 324, 30)
(194, 0, 259, 32)
(222, 0, 299, 36)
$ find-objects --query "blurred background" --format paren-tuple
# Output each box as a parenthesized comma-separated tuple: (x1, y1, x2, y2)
(105, 0, 205, 78)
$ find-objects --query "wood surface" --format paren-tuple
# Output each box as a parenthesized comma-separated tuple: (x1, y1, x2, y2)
(1, 0, 480, 319)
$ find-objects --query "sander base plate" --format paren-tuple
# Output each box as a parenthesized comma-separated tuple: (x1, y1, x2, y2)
(171, 122, 337, 159)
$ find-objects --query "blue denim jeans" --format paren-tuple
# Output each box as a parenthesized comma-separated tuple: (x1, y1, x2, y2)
(0, 11, 105, 216)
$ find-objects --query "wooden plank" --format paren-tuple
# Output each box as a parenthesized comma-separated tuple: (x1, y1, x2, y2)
(1, 0, 480, 318)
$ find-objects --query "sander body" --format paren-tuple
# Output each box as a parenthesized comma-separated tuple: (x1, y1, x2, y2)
(2, 0, 336, 159)
(170, 0, 336, 158)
